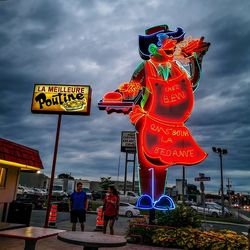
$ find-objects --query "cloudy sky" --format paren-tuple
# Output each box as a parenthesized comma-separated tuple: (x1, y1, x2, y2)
(0, 0, 250, 193)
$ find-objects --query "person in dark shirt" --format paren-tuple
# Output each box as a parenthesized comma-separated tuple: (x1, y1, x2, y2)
(70, 182, 88, 231)
(102, 186, 119, 235)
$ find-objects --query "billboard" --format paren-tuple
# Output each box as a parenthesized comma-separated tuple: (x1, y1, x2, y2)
(31, 84, 91, 115)
(121, 131, 136, 152)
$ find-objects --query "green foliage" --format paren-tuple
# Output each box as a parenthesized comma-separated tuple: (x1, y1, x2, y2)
(156, 204, 201, 228)
(152, 228, 249, 250)
(88, 200, 103, 211)
(58, 173, 74, 179)
(99, 176, 114, 191)
(127, 217, 249, 249)
(127, 218, 156, 245)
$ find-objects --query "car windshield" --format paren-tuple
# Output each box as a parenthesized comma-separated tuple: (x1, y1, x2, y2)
(208, 204, 221, 209)
(212, 204, 221, 209)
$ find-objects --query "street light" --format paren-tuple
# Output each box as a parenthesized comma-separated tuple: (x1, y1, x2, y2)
(212, 147, 228, 216)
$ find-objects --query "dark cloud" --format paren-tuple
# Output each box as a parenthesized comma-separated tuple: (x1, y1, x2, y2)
(0, 0, 249, 193)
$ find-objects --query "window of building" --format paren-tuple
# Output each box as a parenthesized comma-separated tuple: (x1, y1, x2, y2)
(0, 167, 7, 188)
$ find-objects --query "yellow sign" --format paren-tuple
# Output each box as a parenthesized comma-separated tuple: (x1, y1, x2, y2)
(31, 84, 91, 115)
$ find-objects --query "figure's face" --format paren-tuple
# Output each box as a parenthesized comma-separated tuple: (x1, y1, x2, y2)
(107, 187, 113, 194)
(150, 38, 177, 63)
(161, 39, 177, 57)
(77, 184, 83, 192)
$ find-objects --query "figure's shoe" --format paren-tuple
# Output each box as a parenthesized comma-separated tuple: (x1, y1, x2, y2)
(153, 195, 175, 211)
(135, 194, 154, 209)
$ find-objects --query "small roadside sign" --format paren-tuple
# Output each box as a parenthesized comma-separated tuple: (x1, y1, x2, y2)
(121, 131, 136, 152)
(195, 177, 211, 182)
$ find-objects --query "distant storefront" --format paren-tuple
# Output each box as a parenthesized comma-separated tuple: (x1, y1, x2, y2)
(0, 138, 43, 221)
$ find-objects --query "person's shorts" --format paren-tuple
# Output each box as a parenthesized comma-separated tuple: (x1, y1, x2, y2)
(70, 209, 86, 223)
(104, 215, 116, 221)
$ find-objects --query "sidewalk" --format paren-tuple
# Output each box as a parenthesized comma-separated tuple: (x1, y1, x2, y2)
(0, 217, 180, 250)
(0, 235, 179, 250)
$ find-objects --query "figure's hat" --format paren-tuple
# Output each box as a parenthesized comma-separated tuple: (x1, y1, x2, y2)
(139, 24, 185, 60)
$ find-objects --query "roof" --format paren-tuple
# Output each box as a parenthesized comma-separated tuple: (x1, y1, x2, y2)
(0, 138, 43, 171)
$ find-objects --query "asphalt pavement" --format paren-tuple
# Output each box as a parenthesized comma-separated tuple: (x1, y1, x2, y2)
(0, 209, 249, 250)
(0, 210, 179, 250)
(31, 210, 131, 235)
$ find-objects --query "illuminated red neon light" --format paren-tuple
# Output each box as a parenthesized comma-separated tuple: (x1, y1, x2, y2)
(98, 25, 210, 208)
(130, 61, 207, 169)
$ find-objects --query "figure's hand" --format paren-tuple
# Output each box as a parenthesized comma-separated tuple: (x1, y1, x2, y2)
(129, 105, 146, 125)
(182, 37, 210, 57)
(118, 81, 142, 100)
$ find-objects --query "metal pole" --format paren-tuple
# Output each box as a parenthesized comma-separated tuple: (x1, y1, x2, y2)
(124, 152, 128, 195)
(132, 152, 136, 191)
(44, 114, 62, 228)
(117, 155, 121, 181)
(227, 178, 232, 207)
(219, 151, 225, 216)
(182, 166, 185, 203)
(149, 208, 155, 225)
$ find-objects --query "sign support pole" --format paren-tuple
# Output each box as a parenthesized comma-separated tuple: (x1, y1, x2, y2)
(124, 152, 128, 195)
(44, 114, 62, 228)
(182, 166, 185, 203)
(132, 152, 136, 191)
(219, 151, 225, 216)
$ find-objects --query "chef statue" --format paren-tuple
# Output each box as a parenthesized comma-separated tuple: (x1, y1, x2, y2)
(98, 24, 210, 210)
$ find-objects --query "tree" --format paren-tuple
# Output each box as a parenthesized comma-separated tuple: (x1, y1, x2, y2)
(100, 177, 114, 190)
(58, 173, 74, 180)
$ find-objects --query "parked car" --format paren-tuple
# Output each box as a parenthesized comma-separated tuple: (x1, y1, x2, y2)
(91, 191, 107, 200)
(52, 198, 70, 212)
(119, 202, 140, 217)
(17, 186, 25, 195)
(119, 191, 139, 204)
(40, 189, 48, 195)
(177, 200, 197, 206)
(243, 205, 250, 210)
(232, 203, 240, 208)
(32, 187, 46, 195)
(16, 193, 46, 209)
(191, 202, 231, 217)
(17, 186, 36, 195)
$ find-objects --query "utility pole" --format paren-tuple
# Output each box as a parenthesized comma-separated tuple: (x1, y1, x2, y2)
(212, 147, 228, 216)
(117, 155, 121, 181)
(226, 178, 232, 207)
(219, 151, 224, 215)
(182, 166, 185, 203)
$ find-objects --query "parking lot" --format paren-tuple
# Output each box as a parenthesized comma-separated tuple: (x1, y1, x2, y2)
(30, 210, 131, 235)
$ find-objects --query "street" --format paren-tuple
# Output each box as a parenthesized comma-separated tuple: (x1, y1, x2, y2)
(202, 221, 249, 234)
(31, 210, 130, 235)
(0, 209, 249, 250)
(30, 210, 250, 236)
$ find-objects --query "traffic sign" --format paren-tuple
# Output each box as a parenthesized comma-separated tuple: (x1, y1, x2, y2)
(195, 177, 211, 181)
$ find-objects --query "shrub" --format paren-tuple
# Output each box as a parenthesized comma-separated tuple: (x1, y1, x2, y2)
(88, 200, 103, 211)
(156, 204, 201, 228)
(127, 211, 249, 249)
(152, 227, 249, 250)
(128, 218, 155, 244)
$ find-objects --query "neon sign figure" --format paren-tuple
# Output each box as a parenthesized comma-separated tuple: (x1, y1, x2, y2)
(98, 25, 210, 210)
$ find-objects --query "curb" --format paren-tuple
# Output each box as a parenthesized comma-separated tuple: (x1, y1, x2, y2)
(202, 220, 250, 227)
